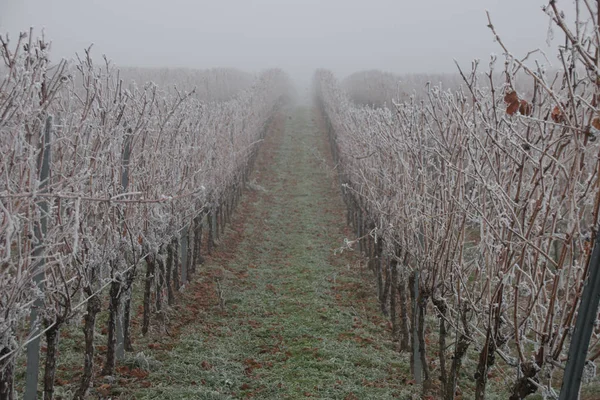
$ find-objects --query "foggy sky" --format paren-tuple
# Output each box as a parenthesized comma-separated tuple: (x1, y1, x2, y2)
(0, 0, 576, 85)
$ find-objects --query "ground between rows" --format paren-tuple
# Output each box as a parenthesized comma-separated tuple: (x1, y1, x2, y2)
(120, 106, 416, 399)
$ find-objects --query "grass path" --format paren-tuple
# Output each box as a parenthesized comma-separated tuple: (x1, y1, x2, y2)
(130, 106, 416, 399)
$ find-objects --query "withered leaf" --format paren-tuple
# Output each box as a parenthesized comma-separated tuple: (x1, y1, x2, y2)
(551, 105, 564, 123)
(504, 90, 520, 116)
(504, 90, 519, 105)
(519, 100, 532, 116)
(506, 101, 520, 116)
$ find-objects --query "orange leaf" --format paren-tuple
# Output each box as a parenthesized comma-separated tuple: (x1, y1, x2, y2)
(592, 117, 600, 131)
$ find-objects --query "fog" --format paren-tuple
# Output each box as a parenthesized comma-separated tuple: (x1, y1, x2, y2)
(0, 0, 575, 86)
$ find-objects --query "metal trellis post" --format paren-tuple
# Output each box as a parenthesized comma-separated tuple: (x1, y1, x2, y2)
(559, 228, 600, 399)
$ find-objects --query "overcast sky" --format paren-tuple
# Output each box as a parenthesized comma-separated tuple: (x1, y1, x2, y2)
(0, 0, 576, 85)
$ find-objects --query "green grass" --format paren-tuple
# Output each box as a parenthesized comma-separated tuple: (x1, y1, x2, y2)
(125, 107, 418, 399)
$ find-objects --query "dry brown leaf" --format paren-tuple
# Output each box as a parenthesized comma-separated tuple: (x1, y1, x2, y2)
(551, 105, 564, 123)
(130, 368, 149, 379)
(506, 101, 520, 116)
(519, 100, 532, 116)
(504, 90, 520, 116)
(504, 90, 519, 105)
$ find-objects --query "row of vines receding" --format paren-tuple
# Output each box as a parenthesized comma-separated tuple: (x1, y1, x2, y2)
(316, 2, 600, 399)
(0, 31, 291, 399)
